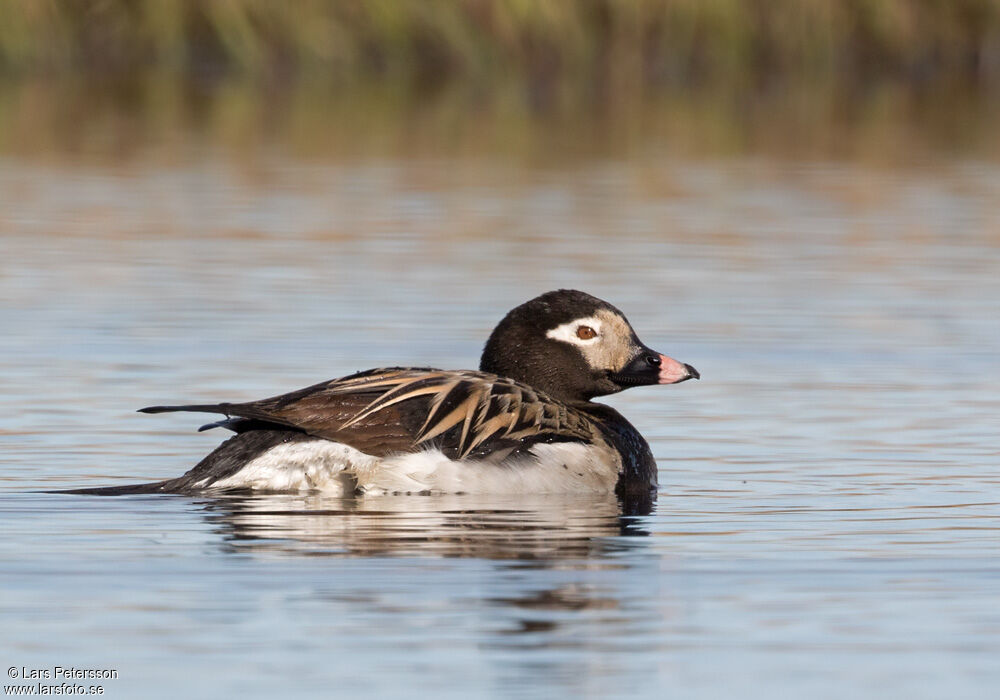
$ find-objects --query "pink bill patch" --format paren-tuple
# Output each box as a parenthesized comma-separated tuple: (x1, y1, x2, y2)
(657, 354, 691, 384)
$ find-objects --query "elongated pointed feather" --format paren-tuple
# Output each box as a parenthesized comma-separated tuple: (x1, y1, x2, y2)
(141, 367, 597, 461)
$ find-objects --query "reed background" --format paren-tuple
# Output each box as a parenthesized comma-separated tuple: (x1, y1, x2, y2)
(2, 0, 999, 160)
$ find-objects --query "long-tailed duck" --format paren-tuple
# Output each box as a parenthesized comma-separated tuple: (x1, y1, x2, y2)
(79, 290, 697, 498)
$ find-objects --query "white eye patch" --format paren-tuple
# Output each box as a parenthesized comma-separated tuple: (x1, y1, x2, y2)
(546, 316, 604, 346)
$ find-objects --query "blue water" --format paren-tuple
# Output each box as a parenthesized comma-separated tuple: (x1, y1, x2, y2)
(1, 156, 998, 698)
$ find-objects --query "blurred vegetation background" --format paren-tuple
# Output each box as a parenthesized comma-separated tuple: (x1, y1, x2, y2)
(1, 0, 999, 160)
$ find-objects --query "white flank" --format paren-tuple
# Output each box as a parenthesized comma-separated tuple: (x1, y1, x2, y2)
(545, 316, 604, 346)
(207, 441, 375, 495)
(207, 440, 621, 496)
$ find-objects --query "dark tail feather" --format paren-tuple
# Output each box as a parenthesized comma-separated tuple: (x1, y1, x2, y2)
(138, 404, 232, 415)
(139, 405, 287, 434)
(50, 481, 174, 496)
(138, 403, 234, 415)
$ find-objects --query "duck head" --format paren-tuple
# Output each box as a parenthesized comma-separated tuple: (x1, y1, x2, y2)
(480, 289, 699, 403)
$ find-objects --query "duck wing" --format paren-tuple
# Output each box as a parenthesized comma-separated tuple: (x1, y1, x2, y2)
(139, 367, 596, 461)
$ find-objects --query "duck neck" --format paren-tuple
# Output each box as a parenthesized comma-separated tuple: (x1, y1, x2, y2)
(577, 402, 658, 494)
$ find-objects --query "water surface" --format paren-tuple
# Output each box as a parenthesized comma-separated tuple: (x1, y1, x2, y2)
(1, 154, 998, 698)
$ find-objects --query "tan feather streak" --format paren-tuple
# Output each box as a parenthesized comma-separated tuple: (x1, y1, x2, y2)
(466, 392, 543, 453)
(500, 390, 524, 436)
(334, 380, 410, 425)
(329, 374, 412, 391)
(521, 401, 544, 429)
(329, 369, 451, 394)
(416, 391, 480, 444)
(456, 388, 484, 454)
(416, 380, 462, 435)
(471, 409, 518, 444)
(457, 385, 494, 457)
(338, 372, 449, 410)
(340, 383, 448, 429)
(464, 410, 518, 454)
(503, 427, 546, 442)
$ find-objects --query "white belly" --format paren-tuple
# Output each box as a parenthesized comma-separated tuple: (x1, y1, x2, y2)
(207, 440, 621, 495)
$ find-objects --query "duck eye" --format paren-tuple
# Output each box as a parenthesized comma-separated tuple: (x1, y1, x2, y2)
(576, 325, 597, 340)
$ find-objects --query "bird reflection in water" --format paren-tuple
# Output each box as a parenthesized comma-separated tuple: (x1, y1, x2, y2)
(191, 491, 653, 560)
